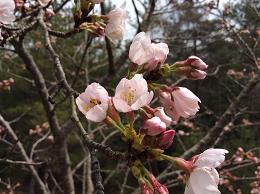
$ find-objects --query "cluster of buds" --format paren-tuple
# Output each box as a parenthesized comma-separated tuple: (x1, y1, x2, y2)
(0, 78, 14, 91)
(161, 56, 208, 80)
(29, 122, 49, 135)
(140, 116, 175, 150)
(231, 147, 259, 163)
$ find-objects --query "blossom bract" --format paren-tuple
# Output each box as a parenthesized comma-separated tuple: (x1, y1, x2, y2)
(159, 87, 201, 121)
(0, 0, 15, 24)
(113, 74, 153, 112)
(76, 83, 109, 122)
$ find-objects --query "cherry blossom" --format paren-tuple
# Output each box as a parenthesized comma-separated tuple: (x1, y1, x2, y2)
(76, 83, 109, 122)
(129, 32, 169, 70)
(185, 148, 229, 194)
(159, 87, 201, 121)
(105, 3, 128, 41)
(113, 74, 153, 112)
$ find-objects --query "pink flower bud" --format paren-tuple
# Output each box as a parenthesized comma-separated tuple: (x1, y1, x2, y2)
(158, 130, 175, 149)
(173, 56, 208, 80)
(140, 181, 154, 194)
(148, 174, 169, 194)
(142, 117, 166, 136)
(186, 56, 208, 70)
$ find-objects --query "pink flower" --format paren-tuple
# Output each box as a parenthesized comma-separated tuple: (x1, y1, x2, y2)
(159, 87, 201, 121)
(173, 56, 208, 80)
(91, 0, 104, 4)
(142, 117, 166, 136)
(0, 0, 15, 24)
(129, 32, 169, 70)
(158, 130, 175, 149)
(76, 83, 109, 122)
(105, 4, 128, 41)
(154, 107, 172, 127)
(113, 74, 153, 112)
(185, 148, 228, 194)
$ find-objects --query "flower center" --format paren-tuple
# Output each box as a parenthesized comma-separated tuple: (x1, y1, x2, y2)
(84, 99, 101, 112)
(121, 87, 136, 105)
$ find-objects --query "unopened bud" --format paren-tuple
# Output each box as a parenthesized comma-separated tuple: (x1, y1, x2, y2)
(141, 117, 166, 136)
(158, 130, 175, 149)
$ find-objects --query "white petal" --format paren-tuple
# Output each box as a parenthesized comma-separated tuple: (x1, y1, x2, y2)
(113, 97, 132, 112)
(189, 168, 220, 194)
(196, 148, 229, 168)
(131, 91, 153, 110)
(85, 103, 108, 122)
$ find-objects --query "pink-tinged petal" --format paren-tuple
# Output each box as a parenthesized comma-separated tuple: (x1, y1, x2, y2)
(187, 167, 220, 194)
(105, 23, 124, 41)
(85, 103, 108, 122)
(154, 107, 172, 127)
(131, 91, 153, 110)
(129, 32, 152, 65)
(85, 82, 109, 103)
(142, 117, 166, 136)
(113, 97, 132, 112)
(190, 70, 207, 80)
(129, 74, 148, 100)
(188, 56, 208, 70)
(76, 97, 89, 115)
(195, 148, 229, 168)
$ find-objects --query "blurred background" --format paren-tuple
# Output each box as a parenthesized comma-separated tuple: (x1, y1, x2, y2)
(0, 0, 259, 193)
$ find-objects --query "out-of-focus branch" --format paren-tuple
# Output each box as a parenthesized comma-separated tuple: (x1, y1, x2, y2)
(100, 3, 115, 74)
(0, 114, 50, 194)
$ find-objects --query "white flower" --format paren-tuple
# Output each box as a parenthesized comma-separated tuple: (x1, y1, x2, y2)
(0, 0, 15, 24)
(185, 148, 228, 194)
(105, 3, 128, 41)
(159, 87, 200, 121)
(76, 83, 109, 122)
(113, 74, 153, 112)
(129, 32, 169, 70)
